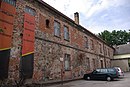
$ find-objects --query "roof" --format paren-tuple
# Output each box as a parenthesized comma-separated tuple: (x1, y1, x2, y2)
(36, 0, 113, 49)
(114, 44, 130, 55)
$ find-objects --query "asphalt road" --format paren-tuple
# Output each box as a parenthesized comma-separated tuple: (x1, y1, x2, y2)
(46, 72, 130, 87)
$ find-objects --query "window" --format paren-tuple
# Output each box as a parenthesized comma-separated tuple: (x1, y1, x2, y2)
(104, 47, 107, 55)
(46, 19, 50, 28)
(25, 6, 36, 16)
(93, 59, 96, 69)
(64, 54, 71, 71)
(99, 44, 102, 53)
(100, 69, 107, 73)
(90, 39, 94, 50)
(85, 36, 88, 48)
(85, 58, 90, 70)
(54, 21, 60, 37)
(64, 26, 69, 40)
(0, 0, 2, 6)
(3, 0, 16, 6)
(108, 49, 110, 56)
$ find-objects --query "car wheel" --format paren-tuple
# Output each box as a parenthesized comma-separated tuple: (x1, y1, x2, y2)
(106, 76, 111, 81)
(86, 76, 90, 80)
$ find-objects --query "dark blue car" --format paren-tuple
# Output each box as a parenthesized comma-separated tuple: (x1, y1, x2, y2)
(83, 68, 119, 81)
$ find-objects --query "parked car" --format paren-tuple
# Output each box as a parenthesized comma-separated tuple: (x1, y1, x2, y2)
(114, 67, 124, 77)
(83, 68, 119, 81)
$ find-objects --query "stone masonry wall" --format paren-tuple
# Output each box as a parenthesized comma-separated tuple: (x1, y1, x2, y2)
(1, 0, 113, 85)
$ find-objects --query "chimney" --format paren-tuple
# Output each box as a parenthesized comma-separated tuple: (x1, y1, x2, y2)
(74, 12, 79, 24)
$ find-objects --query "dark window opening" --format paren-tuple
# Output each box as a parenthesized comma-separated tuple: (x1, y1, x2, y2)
(46, 19, 50, 28)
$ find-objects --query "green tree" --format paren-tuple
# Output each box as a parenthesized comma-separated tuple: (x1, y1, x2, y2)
(98, 30, 130, 46)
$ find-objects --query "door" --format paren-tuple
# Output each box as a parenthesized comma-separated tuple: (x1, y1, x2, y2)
(20, 6, 35, 79)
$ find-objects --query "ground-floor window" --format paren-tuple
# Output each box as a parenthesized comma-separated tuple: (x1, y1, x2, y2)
(64, 54, 71, 71)
(85, 58, 90, 70)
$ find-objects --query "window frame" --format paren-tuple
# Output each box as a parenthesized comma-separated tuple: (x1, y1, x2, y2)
(85, 57, 90, 71)
(85, 36, 88, 48)
(3, 0, 16, 6)
(64, 54, 71, 71)
(99, 43, 102, 53)
(64, 25, 69, 41)
(90, 39, 94, 50)
(54, 20, 61, 37)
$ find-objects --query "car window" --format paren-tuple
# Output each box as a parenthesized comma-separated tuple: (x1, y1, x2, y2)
(108, 69, 115, 73)
(93, 69, 100, 73)
(100, 69, 107, 73)
(96, 69, 100, 72)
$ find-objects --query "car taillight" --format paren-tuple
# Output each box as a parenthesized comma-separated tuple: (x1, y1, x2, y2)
(116, 70, 119, 76)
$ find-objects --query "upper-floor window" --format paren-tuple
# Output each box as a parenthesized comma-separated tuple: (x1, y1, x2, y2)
(85, 36, 88, 48)
(54, 21, 60, 37)
(99, 43, 102, 53)
(64, 54, 71, 71)
(90, 39, 94, 50)
(25, 6, 36, 16)
(64, 26, 69, 40)
(3, 0, 16, 6)
(108, 49, 110, 56)
(46, 19, 50, 28)
(104, 47, 106, 55)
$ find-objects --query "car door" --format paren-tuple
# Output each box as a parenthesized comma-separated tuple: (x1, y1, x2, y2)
(99, 69, 108, 80)
(91, 69, 101, 80)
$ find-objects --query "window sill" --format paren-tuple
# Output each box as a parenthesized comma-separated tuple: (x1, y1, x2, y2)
(65, 70, 71, 71)
(64, 39, 70, 42)
(54, 35, 61, 38)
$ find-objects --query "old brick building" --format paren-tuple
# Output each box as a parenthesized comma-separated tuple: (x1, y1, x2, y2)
(0, 0, 114, 84)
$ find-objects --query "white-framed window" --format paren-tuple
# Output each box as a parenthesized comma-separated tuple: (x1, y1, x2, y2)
(54, 21, 60, 37)
(64, 26, 69, 40)
(64, 54, 71, 71)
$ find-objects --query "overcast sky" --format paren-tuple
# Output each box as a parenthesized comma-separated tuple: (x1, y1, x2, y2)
(43, 0, 130, 34)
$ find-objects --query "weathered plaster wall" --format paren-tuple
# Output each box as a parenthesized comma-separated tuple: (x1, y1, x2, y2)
(111, 59, 129, 72)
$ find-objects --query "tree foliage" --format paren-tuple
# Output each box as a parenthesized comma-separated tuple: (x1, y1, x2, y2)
(98, 30, 130, 46)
